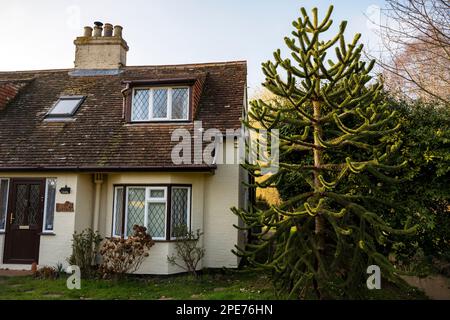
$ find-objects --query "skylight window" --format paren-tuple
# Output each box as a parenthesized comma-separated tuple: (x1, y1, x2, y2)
(46, 96, 85, 119)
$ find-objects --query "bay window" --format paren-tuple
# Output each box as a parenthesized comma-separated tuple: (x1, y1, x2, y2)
(113, 185, 191, 240)
(131, 87, 190, 122)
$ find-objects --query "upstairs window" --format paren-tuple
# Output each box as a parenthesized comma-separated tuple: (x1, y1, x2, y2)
(46, 96, 85, 119)
(131, 87, 189, 122)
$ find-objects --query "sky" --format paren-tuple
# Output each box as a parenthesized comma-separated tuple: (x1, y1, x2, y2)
(0, 0, 386, 96)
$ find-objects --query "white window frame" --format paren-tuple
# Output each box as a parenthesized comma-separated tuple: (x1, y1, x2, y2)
(122, 186, 168, 240)
(42, 178, 57, 233)
(146, 187, 168, 240)
(0, 178, 10, 232)
(112, 186, 124, 238)
(113, 185, 191, 241)
(131, 86, 190, 122)
(170, 186, 191, 240)
(123, 186, 146, 238)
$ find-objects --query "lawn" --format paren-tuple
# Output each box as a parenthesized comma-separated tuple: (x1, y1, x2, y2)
(0, 269, 278, 300)
(0, 268, 427, 300)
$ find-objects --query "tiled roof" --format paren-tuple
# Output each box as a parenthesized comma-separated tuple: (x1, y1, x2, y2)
(0, 61, 247, 171)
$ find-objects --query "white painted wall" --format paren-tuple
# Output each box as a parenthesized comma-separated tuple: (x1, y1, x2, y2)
(74, 174, 94, 233)
(203, 163, 241, 268)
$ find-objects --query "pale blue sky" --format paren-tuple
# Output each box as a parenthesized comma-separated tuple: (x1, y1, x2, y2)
(0, 0, 385, 95)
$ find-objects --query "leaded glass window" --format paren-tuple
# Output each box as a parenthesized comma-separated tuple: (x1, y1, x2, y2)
(172, 88, 189, 120)
(113, 185, 191, 240)
(113, 187, 124, 237)
(146, 187, 167, 239)
(131, 89, 150, 121)
(130, 87, 189, 121)
(43, 178, 56, 232)
(126, 188, 145, 236)
(0, 179, 9, 231)
(171, 187, 190, 238)
(152, 89, 168, 119)
(15, 184, 28, 225)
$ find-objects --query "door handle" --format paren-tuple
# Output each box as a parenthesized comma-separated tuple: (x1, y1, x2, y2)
(10, 214, 14, 224)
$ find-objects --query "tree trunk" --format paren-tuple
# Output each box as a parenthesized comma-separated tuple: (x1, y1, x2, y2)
(312, 99, 324, 299)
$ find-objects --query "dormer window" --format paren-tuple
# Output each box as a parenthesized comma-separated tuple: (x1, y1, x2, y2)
(46, 96, 85, 119)
(131, 87, 189, 122)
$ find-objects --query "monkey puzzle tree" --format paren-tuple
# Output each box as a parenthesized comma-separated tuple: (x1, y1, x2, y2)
(232, 6, 417, 299)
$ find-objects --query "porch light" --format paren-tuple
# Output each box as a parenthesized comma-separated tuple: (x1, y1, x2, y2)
(59, 185, 71, 194)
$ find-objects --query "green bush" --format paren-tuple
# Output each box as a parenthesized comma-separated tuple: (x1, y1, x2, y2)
(167, 225, 205, 278)
(67, 228, 102, 278)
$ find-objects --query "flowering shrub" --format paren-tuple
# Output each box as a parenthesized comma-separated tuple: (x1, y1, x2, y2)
(99, 225, 155, 278)
(34, 266, 59, 280)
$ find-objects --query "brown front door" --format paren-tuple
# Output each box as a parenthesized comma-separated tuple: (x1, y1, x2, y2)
(3, 179, 45, 264)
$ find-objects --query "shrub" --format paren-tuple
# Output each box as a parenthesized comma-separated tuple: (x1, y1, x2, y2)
(67, 228, 102, 278)
(99, 225, 155, 279)
(167, 226, 205, 277)
(55, 262, 65, 276)
(34, 266, 58, 280)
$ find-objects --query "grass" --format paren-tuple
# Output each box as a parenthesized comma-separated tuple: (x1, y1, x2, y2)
(0, 269, 278, 300)
(0, 268, 427, 300)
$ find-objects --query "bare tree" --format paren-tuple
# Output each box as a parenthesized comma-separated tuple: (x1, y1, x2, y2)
(375, 0, 450, 104)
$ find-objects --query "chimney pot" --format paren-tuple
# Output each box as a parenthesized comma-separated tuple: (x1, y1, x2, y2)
(83, 26, 93, 37)
(113, 25, 123, 38)
(103, 23, 113, 37)
(93, 26, 102, 37)
(74, 22, 129, 69)
(93, 22, 103, 37)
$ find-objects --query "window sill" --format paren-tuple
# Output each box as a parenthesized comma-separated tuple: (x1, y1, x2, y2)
(39, 232, 56, 236)
(107, 237, 183, 243)
(125, 120, 192, 125)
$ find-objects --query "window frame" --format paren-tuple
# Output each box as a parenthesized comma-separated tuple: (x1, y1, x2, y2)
(112, 184, 192, 241)
(130, 87, 190, 122)
(170, 186, 191, 240)
(46, 95, 86, 119)
(42, 178, 57, 233)
(112, 186, 124, 238)
(0, 178, 10, 232)
(145, 187, 168, 240)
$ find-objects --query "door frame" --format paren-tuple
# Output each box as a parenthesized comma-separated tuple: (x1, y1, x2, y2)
(3, 178, 46, 264)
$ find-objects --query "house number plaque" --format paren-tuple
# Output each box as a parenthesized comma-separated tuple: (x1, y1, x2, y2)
(56, 201, 74, 212)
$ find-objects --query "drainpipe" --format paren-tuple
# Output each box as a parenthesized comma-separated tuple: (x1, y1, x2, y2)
(93, 173, 104, 232)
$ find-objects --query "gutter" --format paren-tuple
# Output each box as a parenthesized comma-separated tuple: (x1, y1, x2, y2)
(0, 165, 217, 173)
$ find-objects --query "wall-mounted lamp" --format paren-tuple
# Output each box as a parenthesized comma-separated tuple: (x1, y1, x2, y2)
(59, 185, 71, 195)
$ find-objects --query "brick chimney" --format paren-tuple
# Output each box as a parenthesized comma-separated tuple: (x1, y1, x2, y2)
(73, 22, 129, 70)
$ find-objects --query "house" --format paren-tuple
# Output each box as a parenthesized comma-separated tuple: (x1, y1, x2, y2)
(0, 22, 248, 274)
